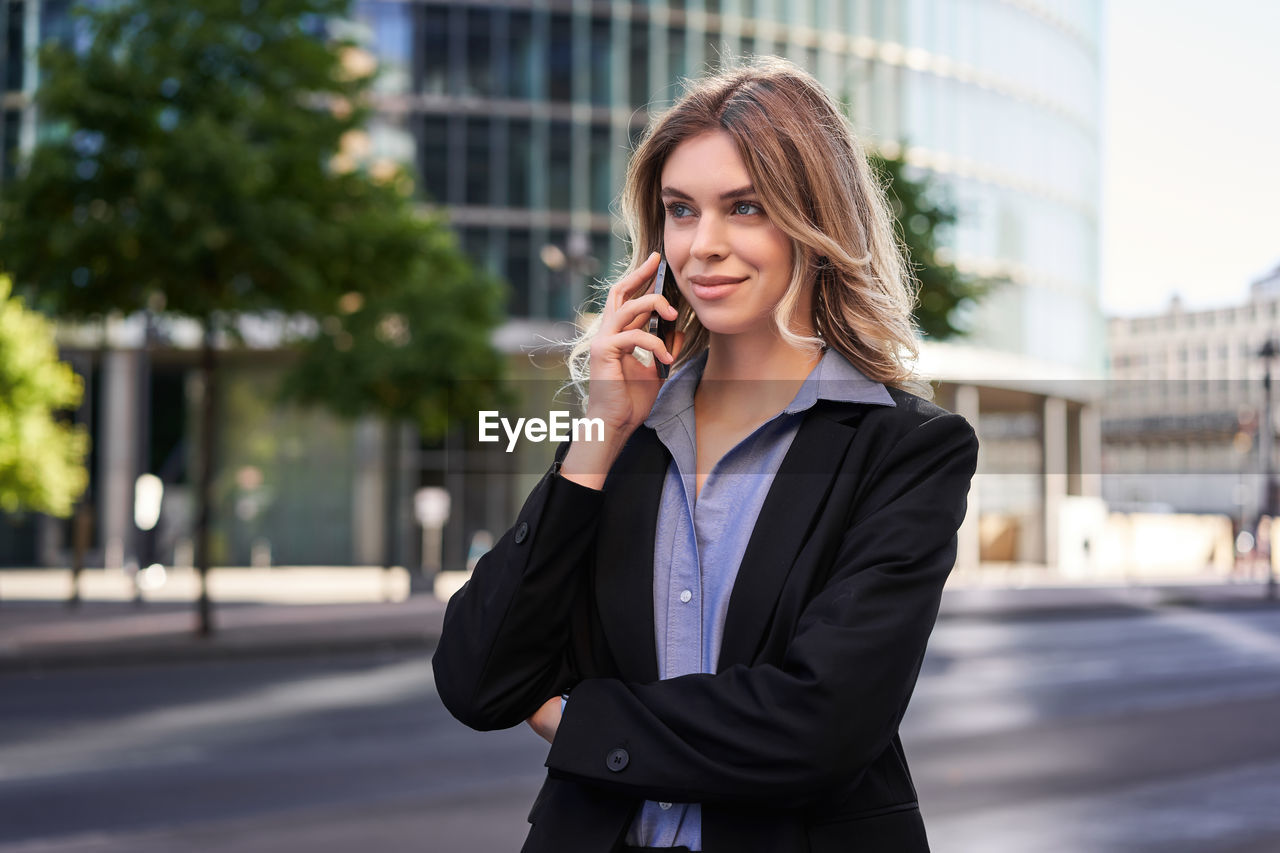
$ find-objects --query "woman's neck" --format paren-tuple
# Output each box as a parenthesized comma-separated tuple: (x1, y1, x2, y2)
(696, 330, 823, 424)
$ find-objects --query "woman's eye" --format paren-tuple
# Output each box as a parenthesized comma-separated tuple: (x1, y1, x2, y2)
(733, 201, 763, 216)
(665, 202, 692, 219)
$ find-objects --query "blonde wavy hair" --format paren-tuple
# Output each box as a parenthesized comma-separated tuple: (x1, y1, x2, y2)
(568, 56, 923, 398)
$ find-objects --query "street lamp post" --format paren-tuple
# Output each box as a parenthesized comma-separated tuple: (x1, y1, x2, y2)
(1258, 340, 1278, 601)
(540, 233, 598, 320)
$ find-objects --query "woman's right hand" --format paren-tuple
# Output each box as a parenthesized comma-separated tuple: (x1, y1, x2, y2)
(585, 251, 681, 433)
(560, 252, 682, 489)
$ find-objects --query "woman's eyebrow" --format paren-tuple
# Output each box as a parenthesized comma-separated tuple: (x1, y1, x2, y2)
(660, 185, 757, 200)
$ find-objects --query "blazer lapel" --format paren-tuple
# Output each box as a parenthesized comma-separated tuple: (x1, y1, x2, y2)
(717, 403, 862, 672)
(594, 427, 667, 683)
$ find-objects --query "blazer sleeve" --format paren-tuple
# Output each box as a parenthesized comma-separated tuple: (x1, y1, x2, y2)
(544, 411, 978, 809)
(432, 440, 602, 731)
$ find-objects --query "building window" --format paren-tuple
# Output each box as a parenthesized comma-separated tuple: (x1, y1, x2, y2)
(547, 228, 570, 320)
(814, 0, 831, 30)
(668, 27, 687, 88)
(589, 124, 612, 214)
(460, 227, 492, 275)
(5, 1, 23, 92)
(505, 229, 532, 316)
(423, 6, 448, 95)
(591, 232, 613, 290)
(548, 120, 571, 211)
(420, 115, 449, 203)
(39, 0, 74, 49)
(464, 9, 493, 97)
(465, 118, 491, 206)
(507, 10, 535, 100)
(629, 22, 650, 105)
(549, 13, 572, 102)
(590, 18, 612, 106)
(507, 119, 531, 209)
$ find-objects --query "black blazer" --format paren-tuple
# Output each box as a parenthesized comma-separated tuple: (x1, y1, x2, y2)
(433, 388, 979, 853)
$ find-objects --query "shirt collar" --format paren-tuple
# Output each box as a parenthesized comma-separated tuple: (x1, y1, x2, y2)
(644, 345, 895, 429)
(783, 345, 897, 412)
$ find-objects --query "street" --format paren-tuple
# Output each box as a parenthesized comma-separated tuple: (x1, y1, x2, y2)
(2, 605, 1280, 852)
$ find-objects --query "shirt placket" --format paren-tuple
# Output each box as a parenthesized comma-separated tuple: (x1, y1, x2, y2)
(666, 454, 702, 679)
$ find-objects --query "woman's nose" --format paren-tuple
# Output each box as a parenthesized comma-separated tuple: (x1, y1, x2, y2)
(689, 215, 729, 261)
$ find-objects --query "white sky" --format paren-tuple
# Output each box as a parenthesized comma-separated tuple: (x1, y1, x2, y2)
(1101, 0, 1280, 316)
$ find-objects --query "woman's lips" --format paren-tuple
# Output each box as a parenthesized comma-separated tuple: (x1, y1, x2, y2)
(689, 275, 746, 301)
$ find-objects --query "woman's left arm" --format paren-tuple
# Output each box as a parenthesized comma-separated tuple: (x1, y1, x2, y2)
(544, 411, 978, 809)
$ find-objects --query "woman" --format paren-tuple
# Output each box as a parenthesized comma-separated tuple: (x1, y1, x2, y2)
(433, 57, 978, 853)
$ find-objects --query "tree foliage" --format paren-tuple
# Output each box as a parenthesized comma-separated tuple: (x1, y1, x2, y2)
(0, 0, 505, 622)
(0, 0, 507, 452)
(1, 0, 432, 322)
(870, 151, 995, 340)
(279, 222, 512, 439)
(0, 277, 88, 517)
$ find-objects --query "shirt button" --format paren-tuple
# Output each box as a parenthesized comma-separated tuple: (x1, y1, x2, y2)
(659, 802, 673, 810)
(513, 522, 529, 544)
(679, 589, 692, 603)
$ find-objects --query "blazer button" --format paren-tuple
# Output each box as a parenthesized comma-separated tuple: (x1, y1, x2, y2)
(514, 522, 529, 544)
(606, 748, 629, 772)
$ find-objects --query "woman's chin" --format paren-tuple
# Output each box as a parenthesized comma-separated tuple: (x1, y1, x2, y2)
(695, 314, 775, 340)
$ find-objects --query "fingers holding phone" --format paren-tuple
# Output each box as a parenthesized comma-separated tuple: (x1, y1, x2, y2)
(561, 254, 683, 488)
(646, 257, 684, 378)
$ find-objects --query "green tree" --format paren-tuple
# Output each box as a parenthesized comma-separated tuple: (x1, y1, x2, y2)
(870, 151, 995, 340)
(0, 277, 88, 517)
(0, 0, 505, 631)
(279, 223, 510, 442)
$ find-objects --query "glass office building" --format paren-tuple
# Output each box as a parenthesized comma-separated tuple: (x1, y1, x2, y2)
(2, 0, 1103, 571)
(350, 0, 1103, 373)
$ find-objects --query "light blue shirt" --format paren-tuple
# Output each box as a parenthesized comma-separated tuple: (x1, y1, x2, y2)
(625, 345, 895, 849)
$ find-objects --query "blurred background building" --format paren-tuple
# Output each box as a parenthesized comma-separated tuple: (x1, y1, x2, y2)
(1, 0, 1106, 577)
(1105, 263, 1280, 522)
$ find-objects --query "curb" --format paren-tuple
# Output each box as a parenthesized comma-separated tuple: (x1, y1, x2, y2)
(0, 631, 440, 674)
(936, 584, 1280, 622)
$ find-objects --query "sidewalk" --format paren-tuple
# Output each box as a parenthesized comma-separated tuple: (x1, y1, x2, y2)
(938, 579, 1279, 620)
(0, 596, 446, 672)
(1, 574, 1276, 673)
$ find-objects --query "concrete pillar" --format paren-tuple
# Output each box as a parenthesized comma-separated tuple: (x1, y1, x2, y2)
(1079, 404, 1102, 499)
(19, 0, 39, 156)
(443, 425, 466, 573)
(36, 515, 62, 568)
(1044, 396, 1069, 568)
(397, 422, 418, 571)
(100, 349, 139, 570)
(953, 384, 981, 574)
(351, 416, 386, 566)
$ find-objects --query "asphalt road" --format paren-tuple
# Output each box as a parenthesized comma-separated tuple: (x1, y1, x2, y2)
(2, 606, 1280, 852)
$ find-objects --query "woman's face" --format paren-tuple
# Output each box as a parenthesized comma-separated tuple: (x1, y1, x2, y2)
(660, 130, 800, 340)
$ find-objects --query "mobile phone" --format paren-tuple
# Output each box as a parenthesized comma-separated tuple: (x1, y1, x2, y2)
(646, 256, 681, 378)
